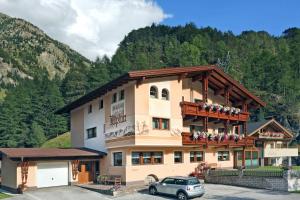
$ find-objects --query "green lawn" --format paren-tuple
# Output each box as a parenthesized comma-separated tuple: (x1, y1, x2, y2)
(0, 192, 11, 199)
(291, 190, 300, 193)
(41, 132, 71, 148)
(292, 166, 300, 171)
(247, 166, 283, 171)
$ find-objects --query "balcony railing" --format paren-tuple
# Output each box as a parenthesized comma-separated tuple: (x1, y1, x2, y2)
(182, 132, 255, 147)
(181, 101, 249, 121)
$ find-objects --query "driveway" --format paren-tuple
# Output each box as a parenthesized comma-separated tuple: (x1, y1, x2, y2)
(7, 184, 300, 200)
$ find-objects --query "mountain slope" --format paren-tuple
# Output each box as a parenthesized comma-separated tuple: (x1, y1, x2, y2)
(42, 132, 71, 148)
(0, 12, 92, 86)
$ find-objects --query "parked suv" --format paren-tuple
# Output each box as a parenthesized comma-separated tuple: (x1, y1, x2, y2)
(149, 176, 205, 200)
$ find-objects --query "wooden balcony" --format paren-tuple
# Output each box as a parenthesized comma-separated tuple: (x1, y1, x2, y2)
(181, 101, 249, 122)
(182, 132, 255, 147)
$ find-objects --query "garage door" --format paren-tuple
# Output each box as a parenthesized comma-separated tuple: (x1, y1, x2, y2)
(37, 162, 68, 188)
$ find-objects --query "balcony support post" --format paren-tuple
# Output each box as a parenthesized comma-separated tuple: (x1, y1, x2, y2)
(224, 120, 229, 135)
(243, 122, 247, 135)
(202, 72, 209, 133)
(225, 86, 230, 106)
(203, 117, 208, 132)
(202, 72, 208, 103)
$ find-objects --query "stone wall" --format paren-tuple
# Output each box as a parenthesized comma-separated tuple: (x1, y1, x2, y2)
(205, 169, 300, 192)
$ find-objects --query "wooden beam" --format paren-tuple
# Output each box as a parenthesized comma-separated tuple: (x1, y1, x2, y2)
(214, 88, 225, 95)
(202, 72, 209, 102)
(192, 74, 202, 82)
(236, 99, 252, 107)
(136, 76, 146, 88)
(214, 85, 232, 96)
(203, 117, 208, 132)
(178, 73, 188, 82)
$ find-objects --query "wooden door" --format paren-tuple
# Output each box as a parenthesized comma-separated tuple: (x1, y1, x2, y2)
(78, 163, 90, 184)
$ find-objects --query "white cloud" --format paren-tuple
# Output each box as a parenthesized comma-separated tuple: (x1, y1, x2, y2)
(0, 0, 169, 60)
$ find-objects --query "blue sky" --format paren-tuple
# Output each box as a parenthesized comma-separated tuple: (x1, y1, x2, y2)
(156, 0, 300, 36)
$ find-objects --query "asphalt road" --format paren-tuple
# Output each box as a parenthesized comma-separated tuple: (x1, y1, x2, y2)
(7, 184, 300, 200)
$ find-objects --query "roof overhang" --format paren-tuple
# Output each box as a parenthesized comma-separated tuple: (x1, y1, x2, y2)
(56, 65, 266, 114)
(248, 119, 294, 138)
(0, 148, 106, 161)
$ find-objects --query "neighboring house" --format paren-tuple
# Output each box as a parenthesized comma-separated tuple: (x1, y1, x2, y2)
(56, 65, 266, 185)
(247, 119, 298, 166)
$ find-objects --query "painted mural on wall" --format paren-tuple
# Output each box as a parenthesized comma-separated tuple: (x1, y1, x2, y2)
(104, 120, 182, 140)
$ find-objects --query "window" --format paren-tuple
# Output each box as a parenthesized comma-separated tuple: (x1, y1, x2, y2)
(99, 99, 103, 110)
(234, 126, 240, 135)
(161, 88, 169, 100)
(112, 93, 117, 103)
(131, 152, 140, 165)
(152, 118, 170, 130)
(190, 151, 204, 162)
(87, 127, 97, 139)
(143, 152, 151, 164)
(218, 151, 229, 161)
(162, 178, 175, 184)
(190, 125, 203, 133)
(218, 128, 225, 134)
(150, 86, 158, 98)
(88, 104, 93, 114)
(245, 150, 259, 167)
(153, 152, 163, 164)
(119, 90, 125, 101)
(152, 118, 160, 129)
(113, 152, 122, 166)
(175, 179, 187, 185)
(161, 119, 169, 130)
(131, 152, 163, 165)
(174, 151, 183, 163)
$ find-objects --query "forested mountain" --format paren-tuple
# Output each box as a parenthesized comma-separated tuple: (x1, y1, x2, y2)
(0, 13, 91, 86)
(0, 13, 299, 147)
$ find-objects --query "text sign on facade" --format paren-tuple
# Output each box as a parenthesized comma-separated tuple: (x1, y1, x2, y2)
(259, 132, 284, 139)
(110, 100, 126, 126)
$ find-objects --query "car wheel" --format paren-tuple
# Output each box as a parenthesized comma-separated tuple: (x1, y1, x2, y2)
(149, 186, 157, 195)
(177, 191, 188, 200)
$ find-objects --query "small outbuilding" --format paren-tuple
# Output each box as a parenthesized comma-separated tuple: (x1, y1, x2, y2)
(0, 148, 106, 193)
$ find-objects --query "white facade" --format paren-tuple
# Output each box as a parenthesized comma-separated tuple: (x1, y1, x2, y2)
(83, 98, 106, 152)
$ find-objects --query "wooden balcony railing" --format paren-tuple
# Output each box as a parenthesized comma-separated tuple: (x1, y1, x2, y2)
(180, 101, 249, 122)
(182, 132, 255, 147)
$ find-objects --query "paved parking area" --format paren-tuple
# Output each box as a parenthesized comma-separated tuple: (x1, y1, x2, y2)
(7, 184, 300, 200)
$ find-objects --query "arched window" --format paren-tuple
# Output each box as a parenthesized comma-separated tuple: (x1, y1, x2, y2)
(150, 86, 158, 98)
(161, 89, 169, 100)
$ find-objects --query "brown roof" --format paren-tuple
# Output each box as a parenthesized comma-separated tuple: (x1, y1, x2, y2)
(0, 148, 106, 161)
(247, 119, 294, 138)
(56, 65, 266, 114)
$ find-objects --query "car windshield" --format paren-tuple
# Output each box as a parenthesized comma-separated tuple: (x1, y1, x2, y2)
(187, 178, 200, 185)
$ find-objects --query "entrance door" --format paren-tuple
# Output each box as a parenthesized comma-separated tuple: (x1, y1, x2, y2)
(78, 161, 96, 184)
(37, 162, 68, 188)
(234, 151, 243, 168)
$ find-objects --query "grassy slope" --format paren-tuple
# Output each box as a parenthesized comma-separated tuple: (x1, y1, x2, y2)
(0, 193, 11, 199)
(41, 132, 71, 148)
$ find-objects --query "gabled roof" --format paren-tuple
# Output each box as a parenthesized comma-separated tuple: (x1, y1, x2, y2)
(247, 119, 294, 138)
(0, 147, 106, 161)
(56, 65, 266, 114)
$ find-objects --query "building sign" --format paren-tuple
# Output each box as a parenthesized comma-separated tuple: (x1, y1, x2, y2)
(110, 101, 126, 126)
(259, 132, 284, 139)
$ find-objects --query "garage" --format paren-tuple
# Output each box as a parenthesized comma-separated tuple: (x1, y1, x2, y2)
(37, 162, 69, 188)
(0, 148, 106, 193)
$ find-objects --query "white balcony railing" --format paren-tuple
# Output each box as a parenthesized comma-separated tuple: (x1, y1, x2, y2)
(264, 148, 298, 158)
